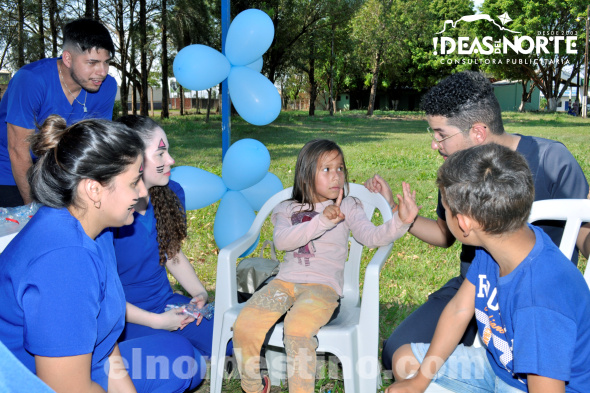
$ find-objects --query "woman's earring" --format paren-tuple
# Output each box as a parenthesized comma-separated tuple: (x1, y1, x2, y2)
(94, 200, 101, 209)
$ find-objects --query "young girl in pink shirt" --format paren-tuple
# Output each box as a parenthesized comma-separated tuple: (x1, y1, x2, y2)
(233, 139, 419, 393)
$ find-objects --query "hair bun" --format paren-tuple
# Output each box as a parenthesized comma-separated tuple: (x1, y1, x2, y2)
(30, 115, 68, 157)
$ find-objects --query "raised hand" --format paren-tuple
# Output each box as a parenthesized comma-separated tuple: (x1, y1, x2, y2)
(396, 182, 420, 225)
(364, 174, 395, 209)
(323, 188, 345, 224)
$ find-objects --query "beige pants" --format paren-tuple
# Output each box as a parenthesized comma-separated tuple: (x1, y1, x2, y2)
(233, 279, 339, 393)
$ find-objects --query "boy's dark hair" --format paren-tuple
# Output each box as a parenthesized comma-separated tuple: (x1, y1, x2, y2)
(437, 143, 534, 235)
(63, 18, 115, 57)
(292, 139, 349, 211)
(421, 71, 505, 135)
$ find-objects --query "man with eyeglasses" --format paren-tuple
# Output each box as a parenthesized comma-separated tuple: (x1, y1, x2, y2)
(366, 70, 590, 375)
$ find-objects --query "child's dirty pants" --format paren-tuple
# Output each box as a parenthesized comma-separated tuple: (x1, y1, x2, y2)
(233, 279, 339, 393)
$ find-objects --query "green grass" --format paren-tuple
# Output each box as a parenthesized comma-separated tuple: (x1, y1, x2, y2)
(158, 110, 590, 392)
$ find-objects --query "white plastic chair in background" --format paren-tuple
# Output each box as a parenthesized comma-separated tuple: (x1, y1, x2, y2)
(528, 198, 590, 287)
(209, 183, 394, 393)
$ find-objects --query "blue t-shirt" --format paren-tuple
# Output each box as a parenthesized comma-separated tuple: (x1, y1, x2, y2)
(0, 57, 117, 185)
(114, 180, 186, 312)
(0, 206, 126, 390)
(438, 135, 589, 272)
(466, 225, 590, 392)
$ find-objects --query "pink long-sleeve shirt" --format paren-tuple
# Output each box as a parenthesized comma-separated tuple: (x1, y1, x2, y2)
(271, 197, 411, 296)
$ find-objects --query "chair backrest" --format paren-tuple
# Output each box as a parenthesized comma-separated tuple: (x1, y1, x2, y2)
(340, 183, 393, 303)
(528, 199, 590, 287)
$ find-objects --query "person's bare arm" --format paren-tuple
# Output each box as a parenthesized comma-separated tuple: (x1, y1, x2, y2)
(408, 215, 456, 248)
(527, 374, 565, 393)
(107, 344, 137, 393)
(36, 353, 106, 393)
(7, 123, 34, 204)
(364, 174, 455, 248)
(576, 223, 590, 259)
(125, 302, 193, 331)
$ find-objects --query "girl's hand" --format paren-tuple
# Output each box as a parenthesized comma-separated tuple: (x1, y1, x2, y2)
(323, 188, 345, 224)
(156, 308, 194, 331)
(190, 293, 208, 326)
(364, 174, 395, 209)
(396, 182, 420, 225)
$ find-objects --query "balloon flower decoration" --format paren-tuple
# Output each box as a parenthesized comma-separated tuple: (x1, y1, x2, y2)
(170, 139, 283, 255)
(173, 9, 281, 126)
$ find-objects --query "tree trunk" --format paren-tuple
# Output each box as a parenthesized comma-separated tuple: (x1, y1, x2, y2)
(519, 80, 535, 112)
(150, 86, 154, 116)
(160, 0, 169, 119)
(38, 0, 45, 59)
(48, 0, 58, 57)
(367, 50, 381, 116)
(139, 0, 148, 115)
(17, 0, 24, 68)
(85, 0, 93, 18)
(206, 88, 211, 123)
(329, 24, 334, 116)
(117, 0, 128, 116)
(308, 37, 316, 116)
(547, 97, 557, 112)
(93, 0, 99, 20)
(179, 85, 184, 116)
(132, 83, 137, 115)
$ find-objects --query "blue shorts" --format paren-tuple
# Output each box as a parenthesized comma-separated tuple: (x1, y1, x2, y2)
(411, 343, 526, 393)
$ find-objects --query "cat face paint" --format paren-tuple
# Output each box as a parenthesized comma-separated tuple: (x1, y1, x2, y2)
(155, 139, 165, 174)
(142, 127, 175, 189)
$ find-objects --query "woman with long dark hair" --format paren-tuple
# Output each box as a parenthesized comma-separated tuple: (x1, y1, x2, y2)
(114, 115, 227, 378)
(0, 115, 199, 393)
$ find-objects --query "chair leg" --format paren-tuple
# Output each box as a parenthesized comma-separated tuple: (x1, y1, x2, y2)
(210, 335, 231, 393)
(265, 346, 287, 386)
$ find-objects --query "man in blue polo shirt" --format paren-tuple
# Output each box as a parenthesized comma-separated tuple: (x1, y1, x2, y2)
(0, 18, 117, 207)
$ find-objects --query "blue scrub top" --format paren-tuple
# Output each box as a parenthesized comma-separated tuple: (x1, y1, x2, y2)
(0, 206, 126, 391)
(114, 180, 186, 312)
(0, 57, 117, 186)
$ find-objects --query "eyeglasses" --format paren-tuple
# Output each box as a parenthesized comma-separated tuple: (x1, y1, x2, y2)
(427, 127, 463, 148)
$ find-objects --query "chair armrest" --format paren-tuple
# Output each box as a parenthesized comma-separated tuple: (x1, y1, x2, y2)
(359, 243, 393, 323)
(216, 229, 262, 310)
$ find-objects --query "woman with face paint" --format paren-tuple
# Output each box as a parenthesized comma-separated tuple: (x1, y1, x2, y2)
(0, 115, 199, 393)
(113, 115, 229, 384)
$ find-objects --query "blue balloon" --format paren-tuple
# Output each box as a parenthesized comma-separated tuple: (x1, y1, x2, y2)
(228, 66, 281, 126)
(170, 166, 227, 210)
(240, 172, 284, 211)
(173, 44, 231, 91)
(225, 9, 275, 66)
(214, 191, 258, 255)
(222, 138, 271, 191)
(245, 57, 263, 73)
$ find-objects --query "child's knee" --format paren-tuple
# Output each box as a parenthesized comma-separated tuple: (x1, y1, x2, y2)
(233, 313, 252, 343)
(392, 344, 420, 381)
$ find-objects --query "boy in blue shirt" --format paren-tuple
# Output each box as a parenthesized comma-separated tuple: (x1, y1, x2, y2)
(386, 143, 590, 393)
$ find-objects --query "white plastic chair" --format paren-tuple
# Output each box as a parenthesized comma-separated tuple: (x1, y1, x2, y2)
(528, 198, 590, 287)
(210, 183, 394, 393)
